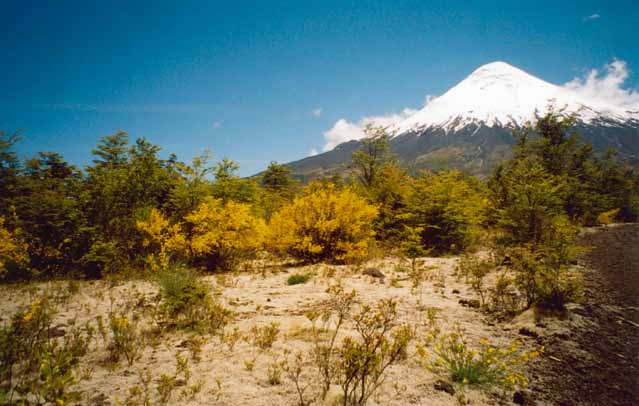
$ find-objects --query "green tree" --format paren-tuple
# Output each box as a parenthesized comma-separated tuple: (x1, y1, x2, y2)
(407, 171, 487, 254)
(91, 130, 129, 167)
(351, 126, 394, 188)
(211, 158, 259, 204)
(167, 151, 214, 220)
(10, 152, 86, 276)
(259, 161, 298, 219)
(506, 109, 639, 225)
(0, 131, 22, 216)
(82, 133, 176, 274)
(366, 162, 411, 243)
(260, 161, 294, 192)
(492, 158, 566, 247)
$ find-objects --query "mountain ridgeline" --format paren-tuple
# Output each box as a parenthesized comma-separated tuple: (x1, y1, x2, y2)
(287, 61, 639, 179)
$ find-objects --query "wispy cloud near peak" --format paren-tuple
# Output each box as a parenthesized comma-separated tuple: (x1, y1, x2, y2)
(563, 59, 639, 110)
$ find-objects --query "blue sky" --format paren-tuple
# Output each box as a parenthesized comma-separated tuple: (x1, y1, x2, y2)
(2, 0, 638, 176)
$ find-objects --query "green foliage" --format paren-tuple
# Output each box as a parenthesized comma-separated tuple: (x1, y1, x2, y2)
(350, 126, 394, 188)
(0, 131, 22, 214)
(83, 133, 177, 275)
(7, 152, 87, 277)
(419, 331, 538, 390)
(0, 295, 92, 404)
(407, 170, 487, 254)
(494, 110, 639, 226)
(508, 220, 583, 310)
(400, 225, 430, 272)
(157, 265, 207, 316)
(456, 254, 495, 307)
(261, 161, 296, 193)
(367, 163, 412, 244)
(287, 273, 311, 285)
(166, 151, 214, 220)
(351, 130, 411, 243)
(492, 158, 566, 247)
(155, 264, 232, 333)
(259, 161, 298, 219)
(211, 157, 260, 205)
(1, 105, 635, 284)
(107, 312, 142, 366)
(487, 111, 613, 310)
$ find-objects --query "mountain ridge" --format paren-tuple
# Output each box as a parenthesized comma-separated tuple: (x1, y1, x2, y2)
(286, 61, 639, 179)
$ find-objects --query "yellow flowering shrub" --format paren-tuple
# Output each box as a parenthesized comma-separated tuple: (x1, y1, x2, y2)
(136, 208, 187, 272)
(0, 216, 28, 280)
(418, 330, 542, 390)
(267, 183, 378, 263)
(596, 208, 619, 225)
(185, 197, 266, 271)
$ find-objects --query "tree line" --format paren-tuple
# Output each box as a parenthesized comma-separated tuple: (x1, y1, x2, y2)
(1, 110, 637, 308)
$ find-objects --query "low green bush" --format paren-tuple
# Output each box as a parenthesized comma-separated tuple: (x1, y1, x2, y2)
(419, 331, 540, 390)
(287, 273, 310, 285)
(155, 264, 232, 333)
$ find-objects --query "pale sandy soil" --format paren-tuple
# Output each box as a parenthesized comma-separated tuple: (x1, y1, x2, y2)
(0, 256, 550, 406)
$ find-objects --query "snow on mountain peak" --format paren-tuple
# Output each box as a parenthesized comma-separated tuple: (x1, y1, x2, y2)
(391, 61, 638, 135)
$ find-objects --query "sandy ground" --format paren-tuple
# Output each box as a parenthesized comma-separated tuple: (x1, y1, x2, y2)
(1, 256, 550, 406)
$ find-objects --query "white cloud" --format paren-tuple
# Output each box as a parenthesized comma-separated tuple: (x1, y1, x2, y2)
(312, 107, 323, 117)
(322, 107, 420, 151)
(563, 59, 639, 110)
(309, 148, 319, 156)
(583, 13, 600, 22)
(323, 119, 366, 151)
(212, 120, 222, 129)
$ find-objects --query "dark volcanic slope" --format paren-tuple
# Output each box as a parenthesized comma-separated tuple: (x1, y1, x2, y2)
(286, 123, 639, 180)
(532, 224, 639, 406)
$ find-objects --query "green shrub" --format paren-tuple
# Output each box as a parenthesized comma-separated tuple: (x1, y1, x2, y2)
(303, 287, 412, 405)
(506, 217, 583, 310)
(287, 273, 310, 285)
(250, 322, 280, 350)
(419, 331, 539, 390)
(407, 171, 487, 254)
(155, 264, 232, 333)
(157, 265, 207, 314)
(336, 300, 413, 405)
(0, 295, 92, 404)
(455, 254, 495, 307)
(107, 312, 142, 366)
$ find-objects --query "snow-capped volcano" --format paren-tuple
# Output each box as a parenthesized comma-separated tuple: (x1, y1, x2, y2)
(286, 61, 639, 179)
(391, 61, 638, 135)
